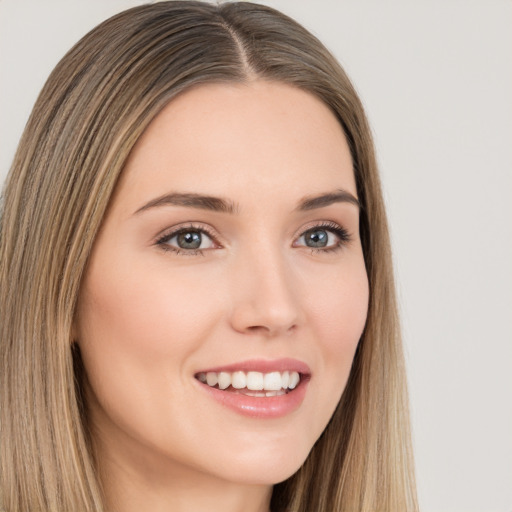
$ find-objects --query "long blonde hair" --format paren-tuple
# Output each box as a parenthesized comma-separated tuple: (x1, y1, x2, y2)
(0, 2, 418, 511)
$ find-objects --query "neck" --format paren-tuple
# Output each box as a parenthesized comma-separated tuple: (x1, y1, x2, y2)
(94, 429, 272, 512)
(103, 467, 272, 512)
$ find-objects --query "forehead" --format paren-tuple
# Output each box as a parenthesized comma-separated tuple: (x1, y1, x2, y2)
(114, 81, 356, 214)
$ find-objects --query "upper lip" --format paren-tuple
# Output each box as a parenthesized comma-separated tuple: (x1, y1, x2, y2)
(195, 358, 311, 375)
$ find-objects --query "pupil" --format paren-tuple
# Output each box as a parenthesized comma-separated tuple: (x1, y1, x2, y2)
(306, 229, 328, 248)
(177, 231, 201, 249)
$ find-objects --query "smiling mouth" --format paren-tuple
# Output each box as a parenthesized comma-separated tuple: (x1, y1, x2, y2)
(195, 370, 302, 397)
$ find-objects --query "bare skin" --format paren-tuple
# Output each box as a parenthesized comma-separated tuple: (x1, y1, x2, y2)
(76, 81, 368, 512)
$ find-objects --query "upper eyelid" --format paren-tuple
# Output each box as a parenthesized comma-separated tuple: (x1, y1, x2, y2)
(155, 220, 351, 249)
(155, 223, 220, 246)
(293, 220, 350, 239)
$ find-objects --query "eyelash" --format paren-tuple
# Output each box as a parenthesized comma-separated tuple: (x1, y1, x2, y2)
(156, 223, 218, 256)
(300, 221, 352, 254)
(155, 221, 352, 256)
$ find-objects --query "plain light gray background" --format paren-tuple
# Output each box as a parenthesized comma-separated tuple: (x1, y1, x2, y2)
(1, 1, 511, 511)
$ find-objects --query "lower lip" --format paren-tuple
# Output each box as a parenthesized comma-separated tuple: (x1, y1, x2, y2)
(197, 377, 309, 419)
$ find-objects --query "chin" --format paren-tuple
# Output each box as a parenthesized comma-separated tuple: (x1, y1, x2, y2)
(212, 439, 312, 486)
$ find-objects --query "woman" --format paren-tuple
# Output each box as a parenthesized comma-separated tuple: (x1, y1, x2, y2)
(0, 2, 418, 511)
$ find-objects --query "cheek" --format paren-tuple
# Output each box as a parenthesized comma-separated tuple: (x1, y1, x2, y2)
(324, 281, 368, 350)
(75, 256, 226, 442)
(74, 256, 226, 440)
(305, 256, 369, 350)
(77, 258, 219, 363)
(301, 256, 369, 409)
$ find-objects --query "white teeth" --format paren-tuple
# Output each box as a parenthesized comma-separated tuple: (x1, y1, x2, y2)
(247, 371, 264, 390)
(281, 371, 290, 388)
(289, 371, 300, 389)
(265, 390, 286, 397)
(218, 372, 231, 390)
(264, 371, 283, 391)
(231, 371, 246, 389)
(198, 370, 302, 392)
(245, 391, 266, 397)
(206, 372, 218, 387)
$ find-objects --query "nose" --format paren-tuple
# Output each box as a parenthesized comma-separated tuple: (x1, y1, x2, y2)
(229, 246, 301, 337)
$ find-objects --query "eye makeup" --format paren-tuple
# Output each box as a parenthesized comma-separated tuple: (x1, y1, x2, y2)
(154, 220, 352, 257)
(293, 221, 352, 254)
(155, 222, 220, 256)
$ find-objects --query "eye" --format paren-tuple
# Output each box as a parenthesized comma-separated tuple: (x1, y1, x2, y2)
(295, 222, 351, 252)
(301, 228, 334, 248)
(156, 225, 217, 254)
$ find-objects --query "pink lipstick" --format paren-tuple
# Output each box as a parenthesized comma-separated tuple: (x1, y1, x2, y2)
(194, 358, 311, 419)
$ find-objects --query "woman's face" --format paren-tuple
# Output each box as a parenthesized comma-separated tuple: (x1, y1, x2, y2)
(76, 82, 369, 487)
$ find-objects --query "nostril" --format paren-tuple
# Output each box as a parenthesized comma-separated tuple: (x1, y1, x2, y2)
(245, 323, 297, 336)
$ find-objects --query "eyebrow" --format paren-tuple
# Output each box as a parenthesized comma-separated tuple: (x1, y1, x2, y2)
(134, 189, 360, 216)
(134, 192, 238, 215)
(296, 189, 360, 211)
